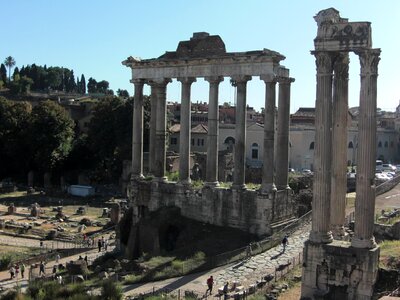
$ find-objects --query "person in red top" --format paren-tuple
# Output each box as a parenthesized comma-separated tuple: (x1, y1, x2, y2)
(206, 275, 214, 295)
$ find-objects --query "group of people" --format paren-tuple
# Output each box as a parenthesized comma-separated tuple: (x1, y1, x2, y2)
(205, 276, 229, 300)
(97, 236, 108, 252)
(9, 263, 25, 280)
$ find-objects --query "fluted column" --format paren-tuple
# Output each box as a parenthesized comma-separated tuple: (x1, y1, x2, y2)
(352, 49, 381, 249)
(149, 84, 158, 175)
(178, 77, 196, 184)
(260, 75, 277, 193)
(231, 75, 251, 189)
(131, 79, 145, 178)
(330, 53, 349, 239)
(153, 78, 171, 181)
(309, 51, 334, 244)
(205, 76, 224, 186)
(275, 77, 294, 190)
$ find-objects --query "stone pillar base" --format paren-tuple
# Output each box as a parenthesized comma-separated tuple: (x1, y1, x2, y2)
(153, 176, 167, 183)
(351, 236, 377, 249)
(301, 240, 379, 300)
(231, 183, 246, 190)
(204, 181, 219, 188)
(259, 183, 277, 195)
(309, 230, 333, 244)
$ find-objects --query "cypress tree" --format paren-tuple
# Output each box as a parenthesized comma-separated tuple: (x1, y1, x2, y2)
(80, 74, 86, 94)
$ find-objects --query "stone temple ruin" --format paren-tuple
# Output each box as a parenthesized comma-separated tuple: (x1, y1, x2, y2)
(301, 8, 381, 299)
(122, 32, 296, 256)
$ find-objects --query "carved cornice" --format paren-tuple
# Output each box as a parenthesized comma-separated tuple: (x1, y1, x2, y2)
(356, 49, 381, 76)
(230, 75, 252, 87)
(313, 51, 334, 75)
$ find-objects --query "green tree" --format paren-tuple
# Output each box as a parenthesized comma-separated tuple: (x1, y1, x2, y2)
(87, 77, 97, 93)
(86, 97, 132, 181)
(80, 74, 86, 94)
(30, 100, 75, 172)
(117, 89, 130, 98)
(3, 56, 15, 83)
(9, 75, 33, 95)
(97, 80, 109, 93)
(0, 64, 7, 84)
(12, 66, 19, 81)
(0, 97, 32, 179)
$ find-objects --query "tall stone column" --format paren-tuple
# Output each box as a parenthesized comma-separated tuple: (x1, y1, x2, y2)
(260, 75, 277, 193)
(309, 51, 334, 244)
(352, 49, 381, 249)
(231, 75, 251, 189)
(275, 77, 293, 190)
(131, 79, 145, 178)
(178, 77, 196, 184)
(153, 78, 171, 181)
(205, 76, 224, 186)
(149, 84, 158, 175)
(330, 53, 349, 239)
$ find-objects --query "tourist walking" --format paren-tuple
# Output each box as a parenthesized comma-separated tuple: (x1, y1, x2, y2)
(39, 261, 45, 276)
(281, 235, 289, 252)
(55, 253, 60, 263)
(9, 266, 15, 279)
(98, 239, 102, 252)
(206, 275, 214, 295)
(20, 263, 25, 278)
(15, 264, 19, 278)
(223, 282, 229, 300)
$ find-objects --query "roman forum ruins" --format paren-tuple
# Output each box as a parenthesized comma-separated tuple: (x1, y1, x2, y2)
(122, 33, 295, 256)
(301, 8, 381, 299)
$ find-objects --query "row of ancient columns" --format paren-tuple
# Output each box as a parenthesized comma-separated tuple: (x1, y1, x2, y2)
(130, 75, 294, 191)
(310, 49, 381, 248)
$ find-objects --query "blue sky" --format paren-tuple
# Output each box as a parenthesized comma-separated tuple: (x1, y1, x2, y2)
(2, 0, 400, 113)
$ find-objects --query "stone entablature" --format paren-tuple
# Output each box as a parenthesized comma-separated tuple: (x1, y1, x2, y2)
(123, 51, 288, 80)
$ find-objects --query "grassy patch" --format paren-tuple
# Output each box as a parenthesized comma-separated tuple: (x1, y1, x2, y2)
(246, 183, 261, 190)
(0, 245, 42, 268)
(379, 240, 400, 269)
(123, 252, 206, 284)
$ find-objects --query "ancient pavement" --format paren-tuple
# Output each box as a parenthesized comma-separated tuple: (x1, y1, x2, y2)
(123, 220, 311, 298)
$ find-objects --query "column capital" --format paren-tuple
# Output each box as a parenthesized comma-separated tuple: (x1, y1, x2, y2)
(260, 74, 277, 83)
(150, 78, 172, 87)
(130, 78, 145, 86)
(356, 48, 381, 76)
(177, 77, 197, 84)
(277, 77, 295, 84)
(312, 51, 335, 75)
(230, 75, 252, 86)
(333, 52, 349, 79)
(205, 76, 224, 84)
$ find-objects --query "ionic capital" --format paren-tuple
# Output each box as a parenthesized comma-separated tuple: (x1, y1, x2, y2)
(230, 75, 252, 87)
(356, 48, 381, 76)
(277, 77, 295, 84)
(205, 76, 224, 84)
(260, 74, 277, 83)
(130, 78, 145, 86)
(313, 51, 335, 75)
(177, 77, 197, 85)
(149, 78, 172, 88)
